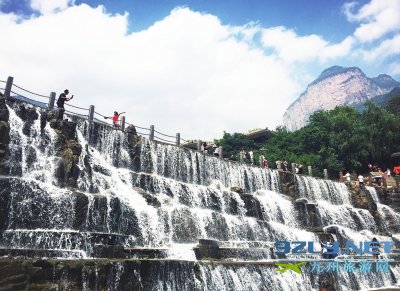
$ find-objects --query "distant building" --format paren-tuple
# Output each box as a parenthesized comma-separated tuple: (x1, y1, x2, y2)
(244, 128, 272, 143)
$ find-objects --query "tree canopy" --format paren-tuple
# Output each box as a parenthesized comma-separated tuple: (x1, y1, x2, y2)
(215, 103, 400, 178)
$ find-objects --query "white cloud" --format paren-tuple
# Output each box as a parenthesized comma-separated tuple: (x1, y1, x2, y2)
(1, 0, 398, 140)
(362, 34, 400, 62)
(260, 26, 352, 63)
(30, 0, 74, 15)
(0, 4, 300, 140)
(343, 0, 400, 43)
(388, 62, 400, 76)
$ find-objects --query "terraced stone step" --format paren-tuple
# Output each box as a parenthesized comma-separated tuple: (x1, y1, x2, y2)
(0, 248, 84, 259)
(0, 230, 137, 256)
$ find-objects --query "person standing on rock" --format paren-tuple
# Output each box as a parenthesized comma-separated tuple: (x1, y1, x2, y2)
(104, 111, 125, 128)
(56, 89, 73, 109)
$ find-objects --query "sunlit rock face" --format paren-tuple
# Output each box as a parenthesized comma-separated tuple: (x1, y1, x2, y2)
(283, 66, 400, 131)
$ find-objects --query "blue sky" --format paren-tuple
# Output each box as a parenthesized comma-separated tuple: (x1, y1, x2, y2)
(75, 0, 357, 40)
(0, 0, 399, 140)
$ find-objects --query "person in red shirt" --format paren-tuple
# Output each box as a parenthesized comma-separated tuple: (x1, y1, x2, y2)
(104, 111, 125, 128)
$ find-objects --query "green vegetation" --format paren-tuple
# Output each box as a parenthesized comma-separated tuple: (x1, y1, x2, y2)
(214, 102, 400, 178)
(386, 88, 400, 115)
(214, 132, 256, 161)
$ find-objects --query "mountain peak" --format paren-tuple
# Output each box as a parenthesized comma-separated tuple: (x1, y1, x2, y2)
(311, 66, 363, 86)
(371, 74, 399, 88)
(283, 66, 399, 131)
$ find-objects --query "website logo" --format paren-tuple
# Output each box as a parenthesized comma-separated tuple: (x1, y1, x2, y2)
(275, 262, 306, 274)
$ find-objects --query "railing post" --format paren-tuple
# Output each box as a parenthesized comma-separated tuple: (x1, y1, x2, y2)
(259, 156, 263, 168)
(339, 171, 343, 182)
(292, 163, 296, 174)
(324, 169, 328, 179)
(308, 166, 313, 177)
(121, 116, 126, 131)
(176, 133, 180, 146)
(4, 76, 13, 99)
(88, 105, 95, 123)
(48, 92, 56, 110)
(149, 125, 154, 141)
(219, 147, 223, 159)
(197, 140, 202, 151)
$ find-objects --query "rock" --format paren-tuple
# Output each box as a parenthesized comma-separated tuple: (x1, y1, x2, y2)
(198, 239, 219, 246)
(51, 119, 77, 140)
(72, 192, 89, 230)
(324, 225, 339, 234)
(194, 239, 220, 260)
(0, 120, 10, 174)
(230, 186, 243, 193)
(45, 110, 56, 122)
(93, 245, 125, 258)
(66, 140, 82, 156)
(126, 124, 137, 136)
(134, 187, 161, 208)
(0, 97, 9, 122)
(40, 110, 48, 129)
(239, 193, 263, 219)
(0, 121, 10, 145)
(278, 171, 296, 198)
(295, 198, 309, 204)
(13, 103, 39, 122)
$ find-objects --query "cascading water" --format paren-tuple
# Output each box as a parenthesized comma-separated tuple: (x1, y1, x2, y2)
(0, 101, 399, 290)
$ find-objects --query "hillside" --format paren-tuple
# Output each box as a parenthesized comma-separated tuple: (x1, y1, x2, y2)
(283, 66, 400, 131)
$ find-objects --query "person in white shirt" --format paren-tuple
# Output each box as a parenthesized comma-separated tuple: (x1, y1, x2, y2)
(213, 146, 220, 157)
(358, 174, 364, 187)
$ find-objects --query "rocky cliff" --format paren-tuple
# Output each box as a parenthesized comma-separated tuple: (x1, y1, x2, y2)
(283, 66, 400, 131)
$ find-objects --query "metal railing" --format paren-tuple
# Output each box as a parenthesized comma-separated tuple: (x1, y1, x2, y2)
(1, 76, 189, 146)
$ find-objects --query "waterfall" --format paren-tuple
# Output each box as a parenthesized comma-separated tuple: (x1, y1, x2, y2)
(296, 175, 351, 205)
(366, 186, 400, 233)
(0, 103, 399, 290)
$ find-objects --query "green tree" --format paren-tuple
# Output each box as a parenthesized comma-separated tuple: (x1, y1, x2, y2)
(214, 132, 255, 161)
(385, 88, 400, 115)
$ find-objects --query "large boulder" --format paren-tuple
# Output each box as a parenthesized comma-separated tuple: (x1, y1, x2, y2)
(55, 139, 82, 187)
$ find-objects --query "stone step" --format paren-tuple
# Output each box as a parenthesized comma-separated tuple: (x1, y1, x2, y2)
(124, 248, 169, 259)
(0, 248, 84, 259)
(218, 247, 274, 260)
(0, 230, 137, 256)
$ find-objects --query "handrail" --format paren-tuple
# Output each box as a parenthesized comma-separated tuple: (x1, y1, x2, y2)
(13, 83, 50, 99)
(2, 77, 192, 144)
(154, 134, 175, 144)
(154, 129, 176, 139)
(65, 103, 89, 111)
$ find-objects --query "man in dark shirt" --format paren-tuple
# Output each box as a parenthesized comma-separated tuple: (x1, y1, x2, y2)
(56, 89, 73, 109)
